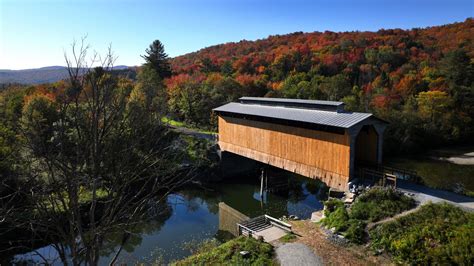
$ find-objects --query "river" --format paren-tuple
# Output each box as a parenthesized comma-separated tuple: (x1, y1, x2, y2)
(12, 174, 327, 264)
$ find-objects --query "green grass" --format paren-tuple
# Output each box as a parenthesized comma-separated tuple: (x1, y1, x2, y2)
(161, 117, 216, 134)
(279, 233, 297, 243)
(386, 157, 474, 196)
(369, 203, 474, 265)
(161, 116, 186, 127)
(173, 236, 275, 265)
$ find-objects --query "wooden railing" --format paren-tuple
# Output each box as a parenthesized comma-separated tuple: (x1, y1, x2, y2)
(357, 161, 422, 184)
(358, 167, 415, 188)
(264, 215, 292, 232)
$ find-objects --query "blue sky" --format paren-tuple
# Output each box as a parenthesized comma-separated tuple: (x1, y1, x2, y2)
(0, 0, 472, 69)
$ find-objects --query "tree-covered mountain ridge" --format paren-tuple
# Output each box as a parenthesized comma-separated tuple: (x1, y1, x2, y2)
(171, 18, 473, 75)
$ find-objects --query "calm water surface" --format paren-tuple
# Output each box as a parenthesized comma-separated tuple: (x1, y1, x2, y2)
(14, 175, 326, 264)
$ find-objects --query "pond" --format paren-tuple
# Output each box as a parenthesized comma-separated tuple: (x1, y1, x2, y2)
(12, 174, 327, 264)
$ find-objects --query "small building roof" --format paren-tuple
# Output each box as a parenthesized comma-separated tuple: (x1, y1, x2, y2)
(213, 97, 386, 129)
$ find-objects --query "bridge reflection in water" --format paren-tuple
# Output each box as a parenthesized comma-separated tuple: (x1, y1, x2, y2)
(218, 202, 249, 237)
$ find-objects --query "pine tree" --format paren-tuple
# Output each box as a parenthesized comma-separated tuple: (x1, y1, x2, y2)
(141, 40, 172, 79)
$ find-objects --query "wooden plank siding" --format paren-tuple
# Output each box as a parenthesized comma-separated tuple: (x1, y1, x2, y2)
(218, 116, 351, 190)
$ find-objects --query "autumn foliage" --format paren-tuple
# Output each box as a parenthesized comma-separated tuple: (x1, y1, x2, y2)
(167, 18, 474, 153)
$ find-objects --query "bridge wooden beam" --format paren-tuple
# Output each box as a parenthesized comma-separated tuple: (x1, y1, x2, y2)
(219, 141, 349, 191)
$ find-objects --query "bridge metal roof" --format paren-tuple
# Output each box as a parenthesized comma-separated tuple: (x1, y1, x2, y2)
(238, 97, 345, 112)
(213, 98, 382, 129)
(239, 97, 344, 106)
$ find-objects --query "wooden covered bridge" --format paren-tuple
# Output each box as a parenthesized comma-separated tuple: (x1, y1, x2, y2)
(213, 97, 388, 191)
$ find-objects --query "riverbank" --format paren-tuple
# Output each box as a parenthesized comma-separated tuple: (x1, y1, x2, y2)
(167, 185, 474, 265)
(171, 219, 389, 265)
(8, 174, 325, 264)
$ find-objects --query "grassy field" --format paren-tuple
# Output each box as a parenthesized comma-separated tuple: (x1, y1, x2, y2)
(173, 236, 275, 265)
(386, 157, 474, 196)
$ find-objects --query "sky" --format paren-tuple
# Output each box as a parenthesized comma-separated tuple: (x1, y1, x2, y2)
(0, 0, 472, 70)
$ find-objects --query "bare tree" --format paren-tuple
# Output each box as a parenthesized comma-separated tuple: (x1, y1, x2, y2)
(1, 39, 194, 265)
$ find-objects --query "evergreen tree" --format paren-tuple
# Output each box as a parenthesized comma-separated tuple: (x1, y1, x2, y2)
(141, 40, 172, 79)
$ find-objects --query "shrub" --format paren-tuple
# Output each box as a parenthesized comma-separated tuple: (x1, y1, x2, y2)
(321, 203, 350, 232)
(350, 187, 415, 222)
(369, 203, 474, 264)
(324, 198, 344, 216)
(344, 219, 366, 244)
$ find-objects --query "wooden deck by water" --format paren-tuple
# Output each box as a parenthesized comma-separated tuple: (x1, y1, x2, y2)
(238, 215, 293, 243)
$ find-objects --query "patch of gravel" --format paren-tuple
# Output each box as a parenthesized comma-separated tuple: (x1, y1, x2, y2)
(276, 242, 323, 266)
(324, 231, 350, 246)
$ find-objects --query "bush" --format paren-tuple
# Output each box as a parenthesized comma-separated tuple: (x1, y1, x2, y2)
(173, 236, 274, 265)
(350, 187, 416, 222)
(321, 201, 350, 232)
(324, 198, 345, 216)
(369, 203, 474, 264)
(344, 219, 366, 244)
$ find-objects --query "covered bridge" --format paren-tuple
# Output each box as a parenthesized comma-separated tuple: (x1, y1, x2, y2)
(213, 97, 388, 191)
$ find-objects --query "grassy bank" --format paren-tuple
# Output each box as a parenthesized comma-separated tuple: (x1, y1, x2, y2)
(173, 236, 274, 265)
(387, 157, 474, 196)
(370, 203, 474, 264)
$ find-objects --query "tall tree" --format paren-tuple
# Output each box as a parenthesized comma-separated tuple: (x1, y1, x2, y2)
(142, 40, 172, 79)
(1, 40, 192, 265)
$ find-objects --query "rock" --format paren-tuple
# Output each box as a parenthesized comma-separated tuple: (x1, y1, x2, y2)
(374, 248, 384, 255)
(239, 251, 250, 258)
(310, 211, 324, 222)
(289, 214, 299, 220)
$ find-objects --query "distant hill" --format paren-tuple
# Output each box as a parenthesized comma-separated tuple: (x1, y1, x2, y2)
(170, 19, 473, 76)
(0, 65, 132, 85)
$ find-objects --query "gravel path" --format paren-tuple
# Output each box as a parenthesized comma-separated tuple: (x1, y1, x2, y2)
(276, 243, 323, 266)
(398, 180, 474, 212)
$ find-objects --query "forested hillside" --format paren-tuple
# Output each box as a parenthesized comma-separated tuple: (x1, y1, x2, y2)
(166, 19, 474, 154)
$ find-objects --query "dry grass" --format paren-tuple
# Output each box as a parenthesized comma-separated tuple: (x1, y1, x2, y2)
(290, 220, 393, 266)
